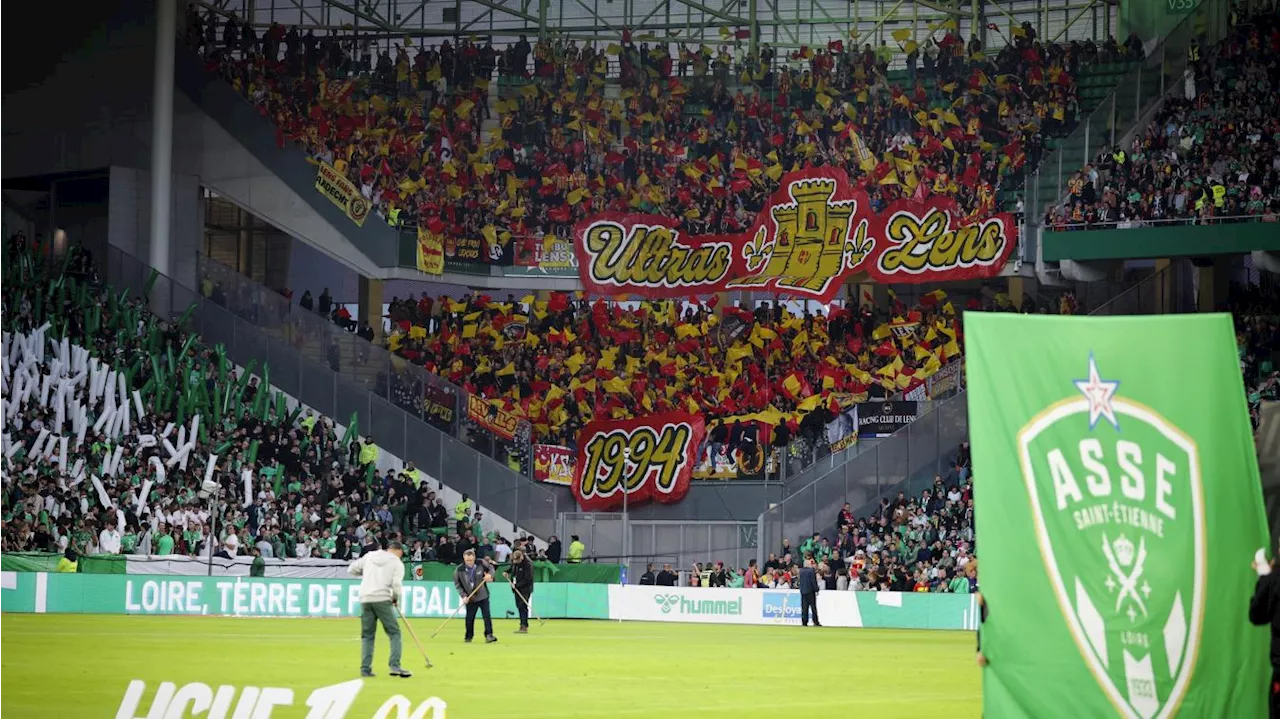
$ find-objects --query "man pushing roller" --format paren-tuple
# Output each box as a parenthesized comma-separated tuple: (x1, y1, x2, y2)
(454, 549, 498, 643)
(349, 540, 411, 678)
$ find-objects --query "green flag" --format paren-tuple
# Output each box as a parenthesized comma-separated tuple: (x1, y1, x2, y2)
(966, 313, 1269, 718)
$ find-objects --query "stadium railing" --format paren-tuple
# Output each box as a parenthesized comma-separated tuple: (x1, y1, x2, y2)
(1022, 0, 1232, 244)
(104, 246, 562, 541)
(1046, 215, 1274, 232)
(195, 254, 531, 465)
(756, 391, 970, 563)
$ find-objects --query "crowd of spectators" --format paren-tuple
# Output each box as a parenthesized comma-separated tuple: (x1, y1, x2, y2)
(0, 239, 539, 566)
(187, 9, 1118, 246)
(1046, 10, 1280, 230)
(377, 286, 979, 449)
(672, 465, 976, 593)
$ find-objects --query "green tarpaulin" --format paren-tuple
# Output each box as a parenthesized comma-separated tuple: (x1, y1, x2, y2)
(2, 553, 620, 584)
(1, 553, 127, 574)
(408, 561, 620, 584)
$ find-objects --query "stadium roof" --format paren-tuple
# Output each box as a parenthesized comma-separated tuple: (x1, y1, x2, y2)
(195, 0, 1113, 51)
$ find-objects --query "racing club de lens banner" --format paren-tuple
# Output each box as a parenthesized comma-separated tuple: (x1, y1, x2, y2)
(574, 167, 1017, 302)
(572, 412, 705, 512)
(966, 314, 1270, 718)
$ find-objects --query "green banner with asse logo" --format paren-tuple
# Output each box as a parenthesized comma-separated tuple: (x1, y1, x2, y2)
(965, 313, 1270, 718)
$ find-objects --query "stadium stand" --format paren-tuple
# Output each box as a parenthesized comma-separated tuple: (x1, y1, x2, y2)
(691, 469, 977, 593)
(186, 9, 1146, 240)
(1045, 11, 1280, 229)
(378, 290, 967, 449)
(0, 239, 540, 565)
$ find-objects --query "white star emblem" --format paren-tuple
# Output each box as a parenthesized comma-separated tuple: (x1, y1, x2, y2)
(1105, 575, 1117, 593)
(1074, 354, 1120, 430)
(1126, 605, 1137, 623)
(1141, 580, 1151, 599)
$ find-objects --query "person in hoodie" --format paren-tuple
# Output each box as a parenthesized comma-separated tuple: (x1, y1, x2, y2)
(349, 540, 411, 678)
(1250, 542, 1279, 719)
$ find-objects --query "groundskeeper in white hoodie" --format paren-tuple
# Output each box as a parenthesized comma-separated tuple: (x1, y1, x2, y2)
(349, 547, 405, 603)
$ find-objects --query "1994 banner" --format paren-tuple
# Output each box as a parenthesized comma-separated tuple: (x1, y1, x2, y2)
(573, 413, 706, 512)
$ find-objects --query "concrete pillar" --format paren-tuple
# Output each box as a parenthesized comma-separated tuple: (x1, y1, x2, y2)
(1153, 259, 1173, 314)
(358, 275, 384, 337)
(856, 283, 882, 309)
(1006, 276, 1025, 311)
(1196, 265, 1215, 313)
(148, 0, 176, 277)
(236, 208, 252, 276)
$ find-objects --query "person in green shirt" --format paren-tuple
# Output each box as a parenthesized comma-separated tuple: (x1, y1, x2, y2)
(799, 533, 820, 559)
(72, 525, 92, 554)
(156, 528, 175, 556)
(727, 567, 745, 588)
(567, 535, 585, 563)
(250, 546, 266, 577)
(120, 527, 138, 555)
(184, 526, 204, 556)
(947, 568, 971, 593)
(319, 529, 336, 558)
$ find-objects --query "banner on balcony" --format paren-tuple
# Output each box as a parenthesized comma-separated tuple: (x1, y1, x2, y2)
(926, 359, 965, 398)
(416, 228, 444, 275)
(574, 167, 1017, 302)
(533, 444, 575, 486)
(573, 412, 705, 511)
(508, 236, 578, 277)
(422, 385, 457, 431)
(466, 395, 520, 441)
(824, 405, 860, 452)
(314, 161, 370, 227)
(693, 418, 774, 480)
(857, 401, 919, 437)
(440, 234, 513, 274)
(966, 313, 1270, 719)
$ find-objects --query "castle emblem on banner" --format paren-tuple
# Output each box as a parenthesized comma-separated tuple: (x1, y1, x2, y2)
(731, 177, 873, 294)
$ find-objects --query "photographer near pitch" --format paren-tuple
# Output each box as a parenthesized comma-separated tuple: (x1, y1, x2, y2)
(1251, 542, 1280, 719)
(504, 549, 535, 633)
(454, 549, 498, 643)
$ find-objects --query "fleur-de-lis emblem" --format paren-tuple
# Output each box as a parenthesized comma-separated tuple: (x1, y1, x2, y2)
(844, 221, 875, 270)
(742, 227, 772, 272)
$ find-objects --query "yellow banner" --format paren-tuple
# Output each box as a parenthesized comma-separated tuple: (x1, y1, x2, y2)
(417, 228, 444, 275)
(466, 395, 521, 440)
(314, 161, 370, 227)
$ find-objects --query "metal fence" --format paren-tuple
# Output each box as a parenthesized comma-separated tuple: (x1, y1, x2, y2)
(756, 392, 970, 563)
(104, 246, 562, 541)
(1086, 261, 1196, 316)
(559, 513, 758, 579)
(196, 255, 530, 467)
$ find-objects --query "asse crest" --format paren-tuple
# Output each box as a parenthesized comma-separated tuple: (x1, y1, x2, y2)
(1017, 354, 1205, 719)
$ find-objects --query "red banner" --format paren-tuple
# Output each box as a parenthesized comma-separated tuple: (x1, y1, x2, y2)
(466, 395, 521, 441)
(533, 444, 575, 486)
(574, 167, 1017, 302)
(572, 412, 706, 512)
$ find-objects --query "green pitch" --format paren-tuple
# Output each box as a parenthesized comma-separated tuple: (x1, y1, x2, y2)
(3, 615, 980, 717)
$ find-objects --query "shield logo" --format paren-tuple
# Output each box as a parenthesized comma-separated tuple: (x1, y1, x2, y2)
(1018, 355, 1205, 719)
